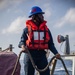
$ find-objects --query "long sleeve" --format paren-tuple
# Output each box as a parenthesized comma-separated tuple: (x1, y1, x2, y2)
(48, 29, 58, 55)
(18, 28, 28, 48)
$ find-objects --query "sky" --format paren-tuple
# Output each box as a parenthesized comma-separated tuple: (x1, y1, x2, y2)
(0, 0, 75, 59)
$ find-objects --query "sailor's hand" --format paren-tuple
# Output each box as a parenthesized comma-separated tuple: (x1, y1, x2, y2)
(55, 53, 61, 59)
(21, 45, 28, 53)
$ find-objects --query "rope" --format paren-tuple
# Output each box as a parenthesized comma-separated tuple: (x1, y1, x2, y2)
(24, 46, 69, 74)
(59, 58, 70, 75)
(25, 46, 56, 72)
(29, 51, 55, 72)
(11, 51, 22, 75)
(11, 46, 69, 75)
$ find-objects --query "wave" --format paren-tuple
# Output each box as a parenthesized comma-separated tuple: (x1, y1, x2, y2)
(55, 67, 72, 72)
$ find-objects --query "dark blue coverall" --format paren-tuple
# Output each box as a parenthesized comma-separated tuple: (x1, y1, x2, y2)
(18, 27, 58, 75)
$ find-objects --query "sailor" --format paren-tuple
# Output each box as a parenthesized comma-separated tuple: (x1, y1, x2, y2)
(19, 6, 61, 75)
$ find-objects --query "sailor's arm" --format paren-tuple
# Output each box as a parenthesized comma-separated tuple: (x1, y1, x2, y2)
(18, 28, 28, 52)
(48, 29, 61, 58)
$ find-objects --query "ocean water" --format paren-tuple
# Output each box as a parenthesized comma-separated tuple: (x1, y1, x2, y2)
(20, 59, 72, 75)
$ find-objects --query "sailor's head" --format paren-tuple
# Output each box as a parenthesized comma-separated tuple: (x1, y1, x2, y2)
(28, 6, 44, 17)
(29, 6, 45, 25)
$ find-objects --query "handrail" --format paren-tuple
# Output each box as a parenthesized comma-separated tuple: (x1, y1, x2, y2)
(61, 55, 75, 57)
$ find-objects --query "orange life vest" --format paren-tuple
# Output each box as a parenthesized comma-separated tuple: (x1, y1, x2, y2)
(26, 20, 50, 50)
